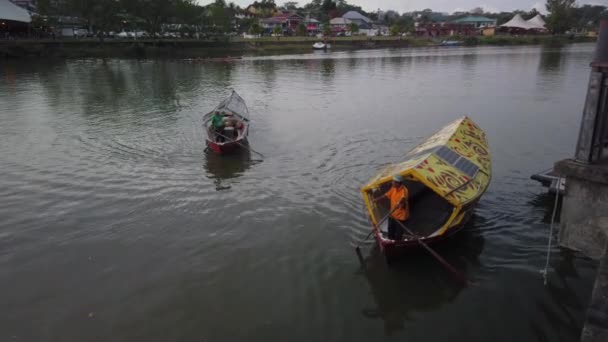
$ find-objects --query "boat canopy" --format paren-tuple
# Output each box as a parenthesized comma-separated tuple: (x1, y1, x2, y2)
(362, 117, 491, 206)
(203, 90, 249, 122)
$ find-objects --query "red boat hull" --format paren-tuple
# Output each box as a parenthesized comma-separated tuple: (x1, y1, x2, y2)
(206, 138, 247, 154)
(375, 210, 474, 262)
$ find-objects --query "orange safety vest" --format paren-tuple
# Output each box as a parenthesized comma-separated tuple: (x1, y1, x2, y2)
(385, 185, 409, 221)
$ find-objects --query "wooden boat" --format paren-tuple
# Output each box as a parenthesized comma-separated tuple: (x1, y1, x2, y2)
(312, 42, 331, 50)
(360, 117, 492, 261)
(203, 90, 250, 154)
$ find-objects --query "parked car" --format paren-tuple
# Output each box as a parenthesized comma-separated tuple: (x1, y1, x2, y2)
(117, 31, 133, 38)
(74, 29, 88, 38)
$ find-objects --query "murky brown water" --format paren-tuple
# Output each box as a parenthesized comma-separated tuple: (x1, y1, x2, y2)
(0, 44, 599, 341)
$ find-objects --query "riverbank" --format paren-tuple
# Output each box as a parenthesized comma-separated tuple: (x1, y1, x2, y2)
(0, 35, 595, 59)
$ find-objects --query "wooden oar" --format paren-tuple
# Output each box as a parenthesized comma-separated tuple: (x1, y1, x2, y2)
(355, 202, 401, 252)
(213, 131, 265, 159)
(393, 219, 470, 287)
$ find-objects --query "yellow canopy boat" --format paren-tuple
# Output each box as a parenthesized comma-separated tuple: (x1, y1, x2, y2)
(361, 116, 491, 259)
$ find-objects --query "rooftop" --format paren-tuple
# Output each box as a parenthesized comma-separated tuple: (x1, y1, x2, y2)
(342, 11, 372, 23)
(452, 16, 496, 23)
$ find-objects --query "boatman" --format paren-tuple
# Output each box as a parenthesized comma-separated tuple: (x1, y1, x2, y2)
(211, 111, 224, 142)
(374, 174, 409, 240)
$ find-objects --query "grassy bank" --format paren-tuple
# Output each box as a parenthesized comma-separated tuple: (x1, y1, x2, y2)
(0, 35, 596, 59)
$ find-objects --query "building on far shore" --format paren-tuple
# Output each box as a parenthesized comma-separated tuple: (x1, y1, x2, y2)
(414, 22, 478, 37)
(450, 16, 497, 28)
(342, 11, 373, 29)
(329, 17, 351, 33)
(259, 12, 303, 35)
(304, 17, 320, 35)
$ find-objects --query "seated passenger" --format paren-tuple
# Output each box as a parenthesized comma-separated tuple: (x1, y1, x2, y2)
(211, 111, 224, 142)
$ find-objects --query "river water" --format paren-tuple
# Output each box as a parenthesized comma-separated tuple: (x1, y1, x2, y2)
(0, 44, 599, 341)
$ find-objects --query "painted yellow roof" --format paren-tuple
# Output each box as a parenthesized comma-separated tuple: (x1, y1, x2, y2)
(362, 116, 491, 205)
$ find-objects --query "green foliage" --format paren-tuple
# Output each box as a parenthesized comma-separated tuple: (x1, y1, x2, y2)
(571, 5, 608, 30)
(174, 0, 204, 26)
(119, 0, 180, 33)
(322, 23, 332, 36)
(249, 22, 262, 34)
(386, 15, 414, 33)
(296, 22, 308, 36)
(239, 18, 256, 33)
(283, 1, 299, 10)
(59, 0, 121, 31)
(207, 0, 232, 33)
(249, 0, 277, 17)
(463, 36, 479, 46)
(35, 0, 53, 16)
(389, 24, 400, 36)
(348, 22, 358, 33)
(272, 25, 283, 35)
(546, 0, 576, 34)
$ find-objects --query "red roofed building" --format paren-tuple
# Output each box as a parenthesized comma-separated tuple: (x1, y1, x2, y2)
(260, 12, 303, 34)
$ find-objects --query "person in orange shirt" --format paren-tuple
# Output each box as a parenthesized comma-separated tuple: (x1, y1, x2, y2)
(374, 174, 409, 240)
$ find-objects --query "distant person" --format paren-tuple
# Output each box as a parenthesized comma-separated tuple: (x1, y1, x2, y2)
(374, 174, 409, 240)
(211, 111, 224, 142)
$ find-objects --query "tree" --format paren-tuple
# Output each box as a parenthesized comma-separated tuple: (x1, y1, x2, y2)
(571, 5, 608, 31)
(174, 0, 204, 27)
(545, 0, 576, 34)
(120, 0, 177, 34)
(470, 7, 484, 15)
(58, 0, 127, 34)
(206, 0, 232, 34)
(284, 1, 299, 10)
(523, 8, 539, 20)
(395, 15, 415, 33)
(348, 22, 358, 34)
(322, 23, 332, 36)
(389, 24, 401, 36)
(36, 0, 55, 16)
(249, 22, 262, 34)
(272, 25, 282, 35)
(296, 22, 307, 36)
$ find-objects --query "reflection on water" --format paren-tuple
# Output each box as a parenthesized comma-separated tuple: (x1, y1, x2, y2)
(528, 192, 563, 224)
(0, 44, 600, 342)
(203, 148, 255, 191)
(359, 223, 484, 336)
(539, 46, 564, 73)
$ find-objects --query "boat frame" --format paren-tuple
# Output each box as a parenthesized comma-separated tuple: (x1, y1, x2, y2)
(360, 117, 492, 261)
(203, 90, 250, 155)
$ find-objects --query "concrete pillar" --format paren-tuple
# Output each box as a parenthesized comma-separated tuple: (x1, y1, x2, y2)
(556, 20, 608, 258)
(555, 20, 608, 342)
(581, 251, 608, 342)
(554, 161, 608, 259)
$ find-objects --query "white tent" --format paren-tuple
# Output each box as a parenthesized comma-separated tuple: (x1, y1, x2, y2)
(500, 14, 532, 30)
(0, 0, 31, 23)
(526, 14, 547, 30)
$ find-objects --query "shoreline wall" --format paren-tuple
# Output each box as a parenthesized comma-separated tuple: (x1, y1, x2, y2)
(0, 36, 596, 59)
